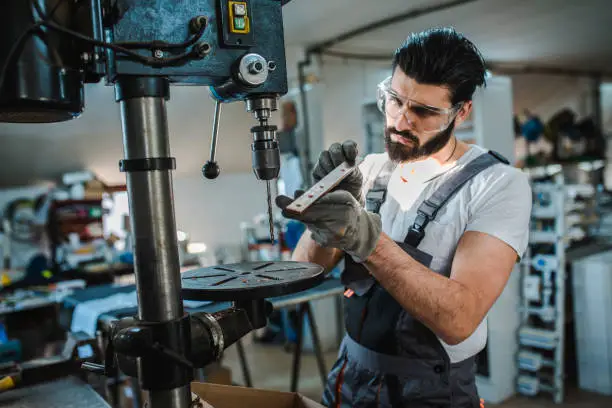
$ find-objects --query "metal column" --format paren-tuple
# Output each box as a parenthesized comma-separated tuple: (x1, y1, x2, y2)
(117, 77, 191, 408)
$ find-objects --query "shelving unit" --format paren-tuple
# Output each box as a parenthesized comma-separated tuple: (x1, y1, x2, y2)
(516, 165, 604, 403)
(47, 199, 106, 274)
(517, 174, 566, 403)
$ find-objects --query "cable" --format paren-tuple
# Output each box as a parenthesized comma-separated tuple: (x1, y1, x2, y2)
(30, 0, 69, 66)
(33, 0, 208, 52)
(115, 18, 207, 50)
(0, 24, 43, 93)
(0, 3, 208, 93)
(0, 0, 66, 91)
(31, 0, 201, 65)
(43, 20, 201, 66)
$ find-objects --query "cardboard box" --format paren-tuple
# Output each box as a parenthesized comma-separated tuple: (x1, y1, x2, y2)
(191, 382, 324, 408)
(202, 363, 232, 386)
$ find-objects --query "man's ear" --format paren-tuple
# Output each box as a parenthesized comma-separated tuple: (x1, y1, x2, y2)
(455, 101, 472, 128)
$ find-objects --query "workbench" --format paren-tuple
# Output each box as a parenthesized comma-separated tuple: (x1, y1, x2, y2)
(0, 377, 110, 408)
(59, 277, 345, 406)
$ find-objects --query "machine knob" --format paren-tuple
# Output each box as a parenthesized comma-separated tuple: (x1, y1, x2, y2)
(248, 61, 264, 75)
(237, 53, 268, 87)
(202, 161, 220, 179)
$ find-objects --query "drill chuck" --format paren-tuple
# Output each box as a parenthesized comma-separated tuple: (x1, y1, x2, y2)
(251, 125, 280, 180)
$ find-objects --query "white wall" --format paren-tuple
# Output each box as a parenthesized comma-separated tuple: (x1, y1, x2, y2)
(318, 57, 391, 152)
(172, 171, 268, 259)
(511, 74, 599, 122)
(472, 75, 516, 162)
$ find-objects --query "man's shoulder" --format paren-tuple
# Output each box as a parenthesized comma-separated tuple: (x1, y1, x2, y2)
(479, 152, 529, 188)
(466, 149, 531, 207)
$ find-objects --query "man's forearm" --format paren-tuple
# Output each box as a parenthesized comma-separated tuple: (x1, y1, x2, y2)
(364, 233, 479, 345)
(292, 229, 344, 272)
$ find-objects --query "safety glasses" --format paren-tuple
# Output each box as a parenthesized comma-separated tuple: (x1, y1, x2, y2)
(376, 77, 463, 133)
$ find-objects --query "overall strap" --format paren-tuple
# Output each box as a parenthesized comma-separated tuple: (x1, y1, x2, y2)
(365, 160, 397, 214)
(404, 150, 510, 247)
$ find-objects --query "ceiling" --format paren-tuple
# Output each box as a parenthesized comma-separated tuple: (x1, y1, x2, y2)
(1, 0, 611, 187)
(284, 0, 612, 74)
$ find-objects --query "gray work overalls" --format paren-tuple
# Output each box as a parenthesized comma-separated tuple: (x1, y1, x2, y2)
(322, 151, 509, 408)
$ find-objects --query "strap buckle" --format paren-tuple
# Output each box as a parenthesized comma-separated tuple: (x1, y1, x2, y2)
(418, 199, 438, 219)
(405, 224, 426, 247)
(404, 210, 428, 247)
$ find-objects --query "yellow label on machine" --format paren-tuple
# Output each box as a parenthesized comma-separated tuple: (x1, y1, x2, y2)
(229, 1, 250, 34)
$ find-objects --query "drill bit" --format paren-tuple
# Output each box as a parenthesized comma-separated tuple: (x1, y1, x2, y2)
(266, 180, 275, 243)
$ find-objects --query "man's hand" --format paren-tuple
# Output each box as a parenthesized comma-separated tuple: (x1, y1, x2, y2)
(312, 140, 364, 205)
(276, 190, 381, 262)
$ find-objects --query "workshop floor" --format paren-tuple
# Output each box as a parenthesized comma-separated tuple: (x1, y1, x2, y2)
(222, 340, 612, 407)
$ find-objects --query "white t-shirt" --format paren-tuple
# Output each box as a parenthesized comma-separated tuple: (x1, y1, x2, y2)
(359, 144, 532, 363)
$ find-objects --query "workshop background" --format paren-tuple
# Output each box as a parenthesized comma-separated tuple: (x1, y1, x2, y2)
(1, 0, 612, 407)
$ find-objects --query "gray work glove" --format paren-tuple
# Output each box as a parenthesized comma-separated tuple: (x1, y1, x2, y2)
(312, 140, 364, 205)
(276, 190, 382, 263)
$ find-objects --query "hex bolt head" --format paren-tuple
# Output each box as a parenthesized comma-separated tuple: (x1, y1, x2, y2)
(196, 42, 211, 57)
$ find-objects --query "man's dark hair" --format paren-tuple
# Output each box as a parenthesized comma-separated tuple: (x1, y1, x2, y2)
(392, 27, 487, 105)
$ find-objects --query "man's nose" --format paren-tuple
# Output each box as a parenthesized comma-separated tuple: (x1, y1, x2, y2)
(393, 110, 416, 132)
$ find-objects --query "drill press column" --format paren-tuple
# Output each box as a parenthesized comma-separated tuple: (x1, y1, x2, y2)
(116, 77, 191, 408)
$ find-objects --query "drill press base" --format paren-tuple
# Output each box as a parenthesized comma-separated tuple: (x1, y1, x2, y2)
(181, 261, 325, 301)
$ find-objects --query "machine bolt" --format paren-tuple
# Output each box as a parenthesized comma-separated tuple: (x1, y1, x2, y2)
(190, 16, 208, 33)
(249, 61, 264, 74)
(267, 61, 277, 71)
(195, 42, 211, 57)
(154, 49, 164, 59)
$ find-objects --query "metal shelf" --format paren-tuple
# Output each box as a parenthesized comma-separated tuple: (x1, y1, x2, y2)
(517, 174, 567, 404)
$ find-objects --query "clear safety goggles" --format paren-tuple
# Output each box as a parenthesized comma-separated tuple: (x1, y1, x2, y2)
(376, 77, 463, 133)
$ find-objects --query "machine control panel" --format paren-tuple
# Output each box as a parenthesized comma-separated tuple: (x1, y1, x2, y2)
(219, 0, 255, 47)
(229, 1, 250, 33)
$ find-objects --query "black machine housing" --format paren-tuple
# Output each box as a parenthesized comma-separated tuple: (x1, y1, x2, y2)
(0, 0, 289, 121)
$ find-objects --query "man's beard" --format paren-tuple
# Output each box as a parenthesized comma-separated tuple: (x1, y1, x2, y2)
(384, 120, 455, 162)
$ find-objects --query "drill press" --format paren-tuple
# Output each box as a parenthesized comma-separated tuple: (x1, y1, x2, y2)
(0, 1, 323, 407)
